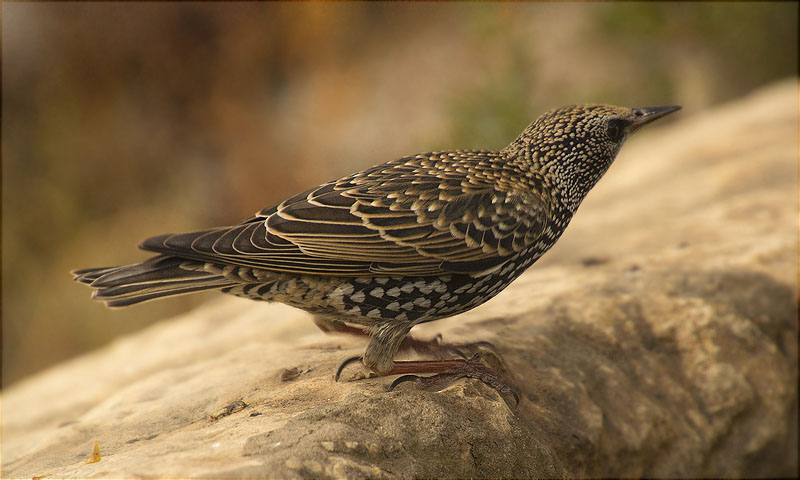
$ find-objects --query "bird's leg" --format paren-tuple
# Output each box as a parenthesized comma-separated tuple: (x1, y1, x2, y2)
(335, 320, 519, 408)
(313, 316, 371, 336)
(316, 316, 498, 361)
(386, 354, 519, 408)
(316, 324, 370, 336)
(398, 334, 500, 361)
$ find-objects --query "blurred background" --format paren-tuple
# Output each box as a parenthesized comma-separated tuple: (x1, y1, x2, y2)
(2, 2, 797, 388)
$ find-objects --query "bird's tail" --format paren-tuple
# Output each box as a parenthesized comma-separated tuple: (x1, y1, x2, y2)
(72, 256, 236, 307)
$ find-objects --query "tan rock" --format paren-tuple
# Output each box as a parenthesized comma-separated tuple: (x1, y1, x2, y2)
(3, 79, 797, 478)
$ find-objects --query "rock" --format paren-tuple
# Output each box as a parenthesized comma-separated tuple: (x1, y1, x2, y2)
(2, 79, 797, 478)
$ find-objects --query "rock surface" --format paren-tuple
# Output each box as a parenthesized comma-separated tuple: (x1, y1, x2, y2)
(3, 80, 797, 478)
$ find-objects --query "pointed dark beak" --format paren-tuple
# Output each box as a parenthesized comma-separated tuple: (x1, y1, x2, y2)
(627, 105, 681, 133)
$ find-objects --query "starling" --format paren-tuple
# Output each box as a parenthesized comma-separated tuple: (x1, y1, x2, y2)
(74, 104, 680, 401)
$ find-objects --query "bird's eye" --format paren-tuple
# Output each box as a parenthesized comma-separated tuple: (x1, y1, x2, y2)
(606, 119, 626, 142)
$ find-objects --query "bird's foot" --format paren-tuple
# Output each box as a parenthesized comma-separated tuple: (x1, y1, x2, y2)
(318, 321, 505, 372)
(387, 354, 519, 408)
(335, 353, 519, 408)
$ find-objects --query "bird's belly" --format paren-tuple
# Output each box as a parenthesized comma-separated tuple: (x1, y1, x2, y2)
(220, 268, 525, 326)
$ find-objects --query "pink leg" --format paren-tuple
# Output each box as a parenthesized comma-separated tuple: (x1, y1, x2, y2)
(315, 317, 498, 360)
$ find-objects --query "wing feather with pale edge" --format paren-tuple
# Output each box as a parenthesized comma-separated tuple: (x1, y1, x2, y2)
(140, 151, 549, 277)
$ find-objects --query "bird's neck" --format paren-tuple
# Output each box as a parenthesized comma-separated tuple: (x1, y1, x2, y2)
(504, 137, 618, 215)
(501, 146, 586, 215)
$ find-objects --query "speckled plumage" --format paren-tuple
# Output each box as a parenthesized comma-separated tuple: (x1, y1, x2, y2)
(74, 104, 679, 375)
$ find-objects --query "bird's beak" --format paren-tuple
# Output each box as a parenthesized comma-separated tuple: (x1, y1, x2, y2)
(627, 105, 681, 133)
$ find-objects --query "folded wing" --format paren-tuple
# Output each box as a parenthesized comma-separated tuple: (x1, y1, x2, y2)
(141, 152, 549, 277)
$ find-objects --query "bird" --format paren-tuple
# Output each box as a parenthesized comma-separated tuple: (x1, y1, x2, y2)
(74, 104, 680, 404)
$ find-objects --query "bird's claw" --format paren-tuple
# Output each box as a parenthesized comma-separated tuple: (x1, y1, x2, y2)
(334, 355, 363, 381)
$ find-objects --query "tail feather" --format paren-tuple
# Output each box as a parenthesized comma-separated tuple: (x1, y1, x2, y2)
(72, 256, 236, 307)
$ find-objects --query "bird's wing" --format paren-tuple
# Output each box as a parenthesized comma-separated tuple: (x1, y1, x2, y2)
(141, 152, 549, 277)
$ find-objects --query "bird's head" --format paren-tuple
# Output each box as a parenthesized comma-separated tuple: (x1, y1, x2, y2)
(505, 104, 681, 212)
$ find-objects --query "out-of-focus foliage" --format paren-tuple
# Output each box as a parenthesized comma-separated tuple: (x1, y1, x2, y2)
(2, 2, 797, 386)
